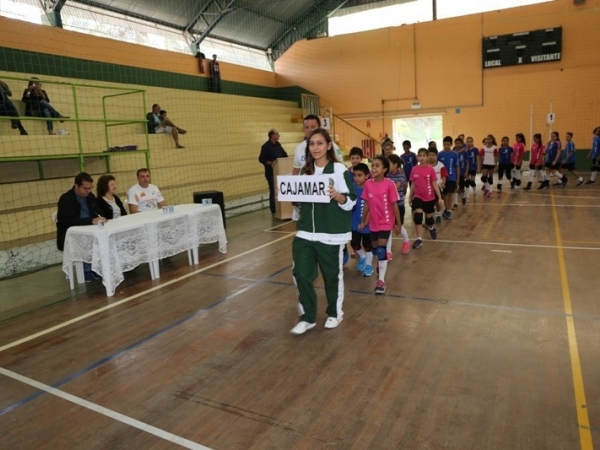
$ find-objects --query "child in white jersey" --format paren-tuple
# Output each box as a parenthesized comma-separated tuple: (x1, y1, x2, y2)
(479, 134, 498, 198)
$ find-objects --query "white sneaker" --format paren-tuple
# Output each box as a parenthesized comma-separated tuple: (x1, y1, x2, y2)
(290, 321, 316, 335)
(324, 317, 343, 329)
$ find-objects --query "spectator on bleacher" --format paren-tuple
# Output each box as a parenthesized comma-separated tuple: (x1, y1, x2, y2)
(127, 168, 167, 213)
(209, 54, 221, 93)
(0, 79, 28, 135)
(146, 104, 187, 149)
(96, 174, 128, 219)
(57, 172, 106, 282)
(21, 77, 69, 135)
(259, 129, 288, 215)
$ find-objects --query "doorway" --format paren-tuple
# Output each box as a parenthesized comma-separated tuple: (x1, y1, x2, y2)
(393, 115, 443, 151)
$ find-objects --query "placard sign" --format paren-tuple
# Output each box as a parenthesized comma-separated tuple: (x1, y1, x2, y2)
(277, 175, 331, 203)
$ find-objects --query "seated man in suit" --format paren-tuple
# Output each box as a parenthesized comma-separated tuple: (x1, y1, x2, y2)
(57, 172, 107, 282)
(146, 103, 186, 148)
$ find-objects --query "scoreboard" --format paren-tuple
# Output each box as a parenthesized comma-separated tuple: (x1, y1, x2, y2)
(482, 27, 562, 69)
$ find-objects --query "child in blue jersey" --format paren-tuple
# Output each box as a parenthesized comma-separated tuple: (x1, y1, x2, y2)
(559, 132, 584, 186)
(351, 163, 374, 276)
(496, 136, 513, 192)
(387, 154, 411, 254)
(347, 147, 365, 259)
(454, 137, 468, 205)
(465, 136, 479, 199)
(585, 127, 600, 184)
(437, 135, 459, 219)
(539, 131, 566, 189)
(400, 140, 418, 187)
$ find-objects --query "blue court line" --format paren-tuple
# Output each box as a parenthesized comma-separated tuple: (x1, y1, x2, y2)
(204, 270, 600, 322)
(0, 265, 292, 417)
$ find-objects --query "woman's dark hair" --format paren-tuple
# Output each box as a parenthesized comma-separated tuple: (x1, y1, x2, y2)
(487, 134, 497, 146)
(551, 131, 560, 140)
(515, 133, 526, 145)
(533, 133, 542, 143)
(303, 128, 338, 175)
(97, 174, 115, 197)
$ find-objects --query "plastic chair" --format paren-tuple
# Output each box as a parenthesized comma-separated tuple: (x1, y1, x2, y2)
(53, 211, 84, 289)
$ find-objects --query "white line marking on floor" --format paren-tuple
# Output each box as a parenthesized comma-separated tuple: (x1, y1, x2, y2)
(0, 367, 212, 450)
(491, 250, 512, 253)
(477, 203, 600, 208)
(0, 233, 295, 354)
(264, 221, 293, 231)
(432, 239, 600, 251)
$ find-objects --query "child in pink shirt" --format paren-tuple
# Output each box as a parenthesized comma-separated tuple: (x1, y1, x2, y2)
(408, 148, 444, 249)
(359, 156, 401, 295)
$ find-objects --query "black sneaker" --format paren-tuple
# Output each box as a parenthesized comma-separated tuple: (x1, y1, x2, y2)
(461, 197, 467, 205)
(576, 179, 585, 186)
(429, 227, 438, 240)
(562, 176, 568, 187)
(412, 238, 423, 249)
(585, 180, 595, 185)
(524, 182, 532, 191)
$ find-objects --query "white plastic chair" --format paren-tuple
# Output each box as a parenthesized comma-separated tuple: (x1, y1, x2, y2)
(53, 211, 84, 289)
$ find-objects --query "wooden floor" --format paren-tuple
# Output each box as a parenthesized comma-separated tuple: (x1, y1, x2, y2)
(1, 182, 599, 449)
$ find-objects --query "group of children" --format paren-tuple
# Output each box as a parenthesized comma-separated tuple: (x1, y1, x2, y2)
(288, 126, 600, 334)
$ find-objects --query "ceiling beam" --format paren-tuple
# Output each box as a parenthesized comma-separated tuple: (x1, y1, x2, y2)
(267, 0, 349, 62)
(184, 0, 237, 50)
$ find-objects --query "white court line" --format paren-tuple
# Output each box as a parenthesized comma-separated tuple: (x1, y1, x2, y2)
(0, 232, 295, 354)
(264, 221, 293, 232)
(491, 250, 512, 253)
(432, 239, 600, 251)
(477, 203, 600, 208)
(520, 193, 599, 200)
(0, 367, 211, 450)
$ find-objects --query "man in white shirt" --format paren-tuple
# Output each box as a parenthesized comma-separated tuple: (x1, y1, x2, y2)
(127, 168, 167, 213)
(292, 114, 343, 175)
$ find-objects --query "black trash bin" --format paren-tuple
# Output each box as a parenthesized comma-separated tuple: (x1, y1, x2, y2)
(193, 190, 226, 228)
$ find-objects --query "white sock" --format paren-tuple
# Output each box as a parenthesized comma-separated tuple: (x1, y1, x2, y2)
(386, 237, 392, 252)
(485, 181, 490, 191)
(365, 252, 374, 266)
(591, 171, 598, 182)
(556, 172, 563, 180)
(453, 193, 458, 204)
(528, 170, 535, 183)
(578, 177, 583, 182)
(401, 226, 409, 242)
(357, 248, 366, 258)
(378, 260, 388, 281)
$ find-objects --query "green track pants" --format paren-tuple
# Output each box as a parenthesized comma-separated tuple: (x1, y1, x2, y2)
(292, 237, 345, 323)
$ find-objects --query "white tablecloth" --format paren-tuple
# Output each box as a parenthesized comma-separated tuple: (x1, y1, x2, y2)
(62, 204, 227, 296)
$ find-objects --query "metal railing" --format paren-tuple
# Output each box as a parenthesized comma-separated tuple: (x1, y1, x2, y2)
(301, 93, 381, 160)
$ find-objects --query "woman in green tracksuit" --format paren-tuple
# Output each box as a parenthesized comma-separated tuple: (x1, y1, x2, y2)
(290, 128, 356, 335)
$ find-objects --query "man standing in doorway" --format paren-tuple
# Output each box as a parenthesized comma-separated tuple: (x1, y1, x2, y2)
(209, 54, 221, 93)
(259, 129, 288, 215)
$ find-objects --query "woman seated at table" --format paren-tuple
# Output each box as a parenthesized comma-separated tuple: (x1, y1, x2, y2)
(96, 174, 128, 219)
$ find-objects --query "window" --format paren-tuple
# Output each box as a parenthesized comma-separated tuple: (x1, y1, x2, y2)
(329, 0, 553, 36)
